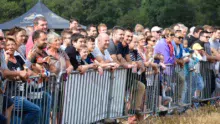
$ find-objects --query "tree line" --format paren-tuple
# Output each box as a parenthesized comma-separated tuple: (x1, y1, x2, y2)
(1, 0, 220, 28)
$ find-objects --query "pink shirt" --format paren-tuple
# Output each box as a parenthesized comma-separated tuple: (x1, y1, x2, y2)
(26, 33, 34, 57)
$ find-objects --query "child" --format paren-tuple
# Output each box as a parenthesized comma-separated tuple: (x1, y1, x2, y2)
(85, 36, 96, 64)
(154, 53, 172, 111)
(190, 43, 206, 100)
(78, 46, 103, 75)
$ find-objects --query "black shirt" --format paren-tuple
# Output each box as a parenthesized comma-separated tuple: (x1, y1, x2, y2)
(7, 56, 25, 97)
(186, 35, 198, 47)
(65, 46, 84, 70)
(117, 42, 129, 58)
(7, 56, 25, 71)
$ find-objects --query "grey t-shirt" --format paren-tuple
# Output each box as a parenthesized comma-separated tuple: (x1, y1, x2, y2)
(92, 46, 113, 61)
(204, 42, 212, 56)
(107, 39, 119, 55)
(209, 39, 220, 51)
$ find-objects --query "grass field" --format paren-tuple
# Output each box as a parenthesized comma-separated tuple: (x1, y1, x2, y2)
(118, 103, 220, 124)
(143, 105, 220, 124)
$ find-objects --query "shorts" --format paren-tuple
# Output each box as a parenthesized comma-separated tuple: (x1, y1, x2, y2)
(3, 95, 14, 112)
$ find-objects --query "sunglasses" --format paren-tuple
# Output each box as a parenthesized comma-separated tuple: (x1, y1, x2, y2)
(169, 34, 175, 36)
(156, 31, 161, 34)
(203, 36, 210, 39)
(0, 36, 5, 41)
(175, 36, 184, 40)
(206, 31, 213, 34)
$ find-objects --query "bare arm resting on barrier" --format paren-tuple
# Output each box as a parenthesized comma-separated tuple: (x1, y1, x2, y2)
(1, 69, 28, 80)
(93, 57, 119, 69)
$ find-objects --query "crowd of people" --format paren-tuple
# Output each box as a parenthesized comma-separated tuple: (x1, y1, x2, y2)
(0, 14, 220, 123)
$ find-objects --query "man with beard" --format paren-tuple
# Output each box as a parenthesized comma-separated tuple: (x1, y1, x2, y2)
(27, 30, 48, 67)
(27, 30, 53, 124)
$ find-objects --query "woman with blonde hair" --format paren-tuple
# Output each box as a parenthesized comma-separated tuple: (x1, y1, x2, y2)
(134, 24, 144, 35)
(46, 31, 73, 75)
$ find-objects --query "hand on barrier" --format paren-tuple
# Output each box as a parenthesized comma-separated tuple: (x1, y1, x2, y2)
(80, 66, 88, 75)
(160, 62, 166, 69)
(127, 64, 134, 69)
(66, 66, 73, 75)
(97, 66, 104, 75)
(19, 70, 29, 80)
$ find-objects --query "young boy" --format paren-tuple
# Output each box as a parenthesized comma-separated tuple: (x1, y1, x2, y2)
(190, 43, 206, 100)
(85, 36, 96, 64)
(78, 45, 103, 74)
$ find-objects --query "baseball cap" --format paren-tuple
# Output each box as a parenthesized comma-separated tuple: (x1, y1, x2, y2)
(151, 26, 162, 32)
(192, 43, 203, 50)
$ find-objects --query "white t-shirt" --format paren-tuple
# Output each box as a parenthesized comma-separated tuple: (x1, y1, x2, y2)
(92, 46, 113, 62)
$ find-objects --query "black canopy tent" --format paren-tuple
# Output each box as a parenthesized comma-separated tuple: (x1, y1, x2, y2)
(0, 1, 70, 29)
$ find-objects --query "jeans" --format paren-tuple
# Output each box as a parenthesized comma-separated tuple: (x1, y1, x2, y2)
(13, 96, 41, 124)
(28, 92, 52, 124)
(192, 73, 204, 97)
(182, 75, 190, 103)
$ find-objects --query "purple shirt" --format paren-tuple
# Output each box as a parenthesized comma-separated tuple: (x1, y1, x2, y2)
(154, 38, 175, 64)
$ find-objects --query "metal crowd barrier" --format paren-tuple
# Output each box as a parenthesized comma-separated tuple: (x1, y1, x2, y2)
(1, 62, 220, 124)
(199, 62, 220, 101)
(143, 67, 159, 114)
(1, 74, 58, 124)
(154, 64, 193, 113)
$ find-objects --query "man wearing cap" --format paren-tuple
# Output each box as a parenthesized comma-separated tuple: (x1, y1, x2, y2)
(26, 16, 48, 57)
(151, 26, 162, 43)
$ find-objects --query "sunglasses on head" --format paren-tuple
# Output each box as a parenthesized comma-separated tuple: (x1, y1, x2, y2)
(206, 31, 213, 34)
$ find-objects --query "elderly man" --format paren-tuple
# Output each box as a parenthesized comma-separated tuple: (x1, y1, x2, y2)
(151, 26, 162, 43)
(172, 32, 190, 105)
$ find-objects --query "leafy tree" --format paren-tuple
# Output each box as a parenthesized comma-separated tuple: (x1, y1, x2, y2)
(0, 0, 219, 28)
